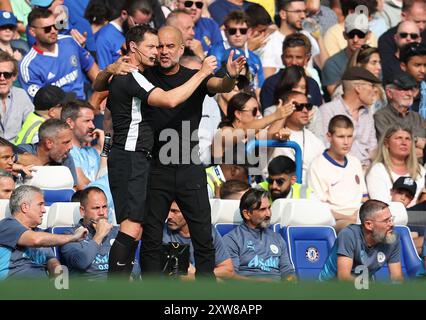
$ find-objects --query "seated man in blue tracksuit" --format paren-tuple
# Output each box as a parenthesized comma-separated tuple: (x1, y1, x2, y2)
(223, 188, 296, 281)
(61, 187, 119, 280)
(319, 199, 403, 282)
(207, 11, 263, 92)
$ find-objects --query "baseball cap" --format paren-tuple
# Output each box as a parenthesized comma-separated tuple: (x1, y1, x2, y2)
(344, 13, 369, 34)
(31, 0, 54, 8)
(33, 85, 76, 111)
(0, 11, 17, 28)
(392, 176, 417, 197)
(385, 71, 417, 89)
(341, 66, 381, 83)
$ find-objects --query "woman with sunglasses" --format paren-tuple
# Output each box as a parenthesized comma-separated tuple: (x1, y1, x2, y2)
(212, 92, 293, 161)
(366, 125, 426, 208)
(332, 45, 387, 113)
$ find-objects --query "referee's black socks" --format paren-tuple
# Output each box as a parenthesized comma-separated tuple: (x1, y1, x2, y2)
(108, 231, 138, 278)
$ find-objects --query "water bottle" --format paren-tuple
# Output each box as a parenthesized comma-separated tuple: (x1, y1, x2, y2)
(302, 18, 320, 35)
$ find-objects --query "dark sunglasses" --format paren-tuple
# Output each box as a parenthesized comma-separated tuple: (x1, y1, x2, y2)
(266, 177, 286, 186)
(0, 72, 15, 79)
(227, 28, 248, 35)
(346, 30, 366, 39)
(184, 1, 203, 9)
(294, 102, 313, 111)
(31, 24, 58, 33)
(399, 32, 420, 40)
(242, 107, 258, 117)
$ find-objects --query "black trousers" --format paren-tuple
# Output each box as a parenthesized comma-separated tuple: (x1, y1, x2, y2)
(140, 161, 215, 277)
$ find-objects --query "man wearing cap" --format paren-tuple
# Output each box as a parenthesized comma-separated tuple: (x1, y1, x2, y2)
(208, 10, 264, 92)
(320, 66, 380, 168)
(323, 12, 372, 96)
(0, 10, 26, 61)
(14, 84, 75, 145)
(374, 72, 426, 159)
(381, 21, 422, 82)
(391, 176, 417, 208)
(399, 42, 426, 117)
(0, 51, 34, 143)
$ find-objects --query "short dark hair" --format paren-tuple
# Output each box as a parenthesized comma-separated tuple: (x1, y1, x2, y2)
(79, 187, 106, 208)
(245, 3, 272, 27)
(60, 100, 95, 122)
(124, 0, 153, 16)
(268, 155, 296, 176)
(220, 180, 251, 199)
(239, 188, 269, 221)
(125, 24, 157, 52)
(85, 0, 110, 25)
(359, 199, 389, 225)
(282, 33, 311, 56)
(28, 8, 53, 27)
(278, 0, 305, 11)
(328, 115, 354, 134)
(223, 10, 248, 28)
(399, 42, 426, 64)
(218, 92, 255, 128)
(274, 67, 309, 105)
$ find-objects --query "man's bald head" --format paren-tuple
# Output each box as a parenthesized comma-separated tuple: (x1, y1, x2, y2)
(165, 9, 195, 46)
(158, 26, 184, 46)
(157, 26, 185, 72)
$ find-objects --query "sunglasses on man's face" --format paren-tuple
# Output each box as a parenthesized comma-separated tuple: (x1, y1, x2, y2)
(31, 24, 58, 33)
(0, 72, 15, 79)
(346, 30, 366, 39)
(227, 28, 248, 36)
(293, 102, 313, 111)
(399, 32, 420, 40)
(184, 1, 203, 9)
(266, 177, 286, 186)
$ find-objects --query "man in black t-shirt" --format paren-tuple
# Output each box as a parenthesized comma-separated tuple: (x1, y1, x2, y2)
(138, 26, 245, 278)
(95, 25, 217, 278)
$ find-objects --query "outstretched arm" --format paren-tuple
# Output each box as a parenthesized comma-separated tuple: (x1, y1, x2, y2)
(206, 50, 246, 93)
(147, 56, 217, 108)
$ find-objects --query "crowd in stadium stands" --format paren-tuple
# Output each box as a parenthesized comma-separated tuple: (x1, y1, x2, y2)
(2, 0, 426, 284)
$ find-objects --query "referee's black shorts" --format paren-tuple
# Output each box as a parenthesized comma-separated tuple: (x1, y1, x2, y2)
(107, 147, 150, 224)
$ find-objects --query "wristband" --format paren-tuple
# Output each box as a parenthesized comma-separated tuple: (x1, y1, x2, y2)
(225, 69, 238, 80)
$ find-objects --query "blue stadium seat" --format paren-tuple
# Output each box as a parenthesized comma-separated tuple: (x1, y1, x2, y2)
(51, 226, 73, 261)
(215, 223, 238, 236)
(43, 189, 74, 206)
(374, 225, 423, 281)
(286, 226, 337, 280)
